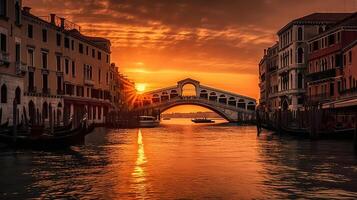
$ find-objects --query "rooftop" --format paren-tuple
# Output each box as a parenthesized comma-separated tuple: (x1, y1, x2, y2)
(278, 12, 353, 34)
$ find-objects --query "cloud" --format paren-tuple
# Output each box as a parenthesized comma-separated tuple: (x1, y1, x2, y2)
(23, 0, 357, 98)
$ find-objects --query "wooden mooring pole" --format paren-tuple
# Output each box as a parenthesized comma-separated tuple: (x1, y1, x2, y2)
(353, 114, 357, 154)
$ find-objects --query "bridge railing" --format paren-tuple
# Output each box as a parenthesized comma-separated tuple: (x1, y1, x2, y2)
(137, 96, 255, 114)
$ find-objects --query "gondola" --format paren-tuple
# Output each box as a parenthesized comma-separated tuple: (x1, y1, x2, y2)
(0, 124, 95, 149)
(0, 121, 9, 129)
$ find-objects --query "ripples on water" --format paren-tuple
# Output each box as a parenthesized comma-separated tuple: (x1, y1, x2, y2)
(0, 118, 356, 199)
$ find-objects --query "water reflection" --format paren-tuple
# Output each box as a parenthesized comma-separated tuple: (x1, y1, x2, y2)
(131, 129, 148, 198)
(0, 120, 356, 199)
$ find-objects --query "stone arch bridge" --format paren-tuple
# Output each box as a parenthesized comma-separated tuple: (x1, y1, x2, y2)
(133, 78, 256, 122)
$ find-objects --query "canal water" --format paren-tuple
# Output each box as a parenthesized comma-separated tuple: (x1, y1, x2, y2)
(0, 119, 357, 199)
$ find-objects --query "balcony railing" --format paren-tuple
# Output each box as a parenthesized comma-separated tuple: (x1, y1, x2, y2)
(42, 88, 51, 95)
(28, 86, 37, 94)
(306, 94, 331, 105)
(16, 62, 27, 75)
(306, 68, 339, 82)
(0, 52, 9, 66)
(57, 90, 64, 95)
(339, 87, 357, 98)
(84, 79, 94, 86)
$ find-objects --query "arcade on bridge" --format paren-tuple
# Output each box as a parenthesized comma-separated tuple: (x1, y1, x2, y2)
(133, 78, 257, 122)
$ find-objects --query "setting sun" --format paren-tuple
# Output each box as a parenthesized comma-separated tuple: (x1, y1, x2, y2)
(135, 83, 147, 93)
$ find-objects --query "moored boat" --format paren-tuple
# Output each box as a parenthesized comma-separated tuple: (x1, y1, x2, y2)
(0, 124, 95, 149)
(138, 116, 160, 128)
(191, 118, 215, 123)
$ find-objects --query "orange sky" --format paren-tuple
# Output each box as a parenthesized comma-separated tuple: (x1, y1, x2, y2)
(24, 0, 357, 100)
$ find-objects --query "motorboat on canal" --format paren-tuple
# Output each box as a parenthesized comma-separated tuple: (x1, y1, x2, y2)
(138, 116, 160, 128)
(191, 118, 215, 123)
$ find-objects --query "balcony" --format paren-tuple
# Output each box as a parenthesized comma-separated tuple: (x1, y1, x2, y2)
(339, 88, 357, 98)
(0, 52, 9, 66)
(84, 79, 94, 86)
(16, 62, 27, 75)
(306, 68, 339, 82)
(42, 88, 51, 95)
(306, 94, 332, 105)
(26, 86, 37, 96)
(57, 89, 65, 95)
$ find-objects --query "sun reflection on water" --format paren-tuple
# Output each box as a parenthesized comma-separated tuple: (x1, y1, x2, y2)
(131, 129, 148, 197)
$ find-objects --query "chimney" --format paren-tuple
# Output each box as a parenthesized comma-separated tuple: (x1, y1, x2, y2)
(264, 49, 267, 56)
(60, 17, 65, 29)
(23, 7, 31, 14)
(50, 14, 56, 24)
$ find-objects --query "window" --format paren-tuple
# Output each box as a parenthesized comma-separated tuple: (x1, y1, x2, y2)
(328, 34, 335, 46)
(98, 51, 101, 60)
(106, 55, 109, 63)
(98, 69, 101, 83)
(297, 27, 303, 41)
(56, 33, 61, 46)
(0, 0, 7, 17)
(330, 82, 335, 96)
(64, 37, 70, 48)
(65, 59, 69, 74)
(15, 1, 20, 24)
(0, 33, 6, 52)
(15, 43, 20, 63)
(349, 51, 352, 64)
(27, 49, 34, 67)
(297, 47, 303, 64)
(1, 84, 7, 103)
(318, 27, 323, 34)
(42, 29, 47, 42)
(56, 55, 61, 71)
(98, 106, 101, 120)
(42, 74, 48, 92)
(79, 43, 83, 54)
(27, 24, 33, 38)
(72, 61, 75, 77)
(92, 49, 95, 58)
(42, 52, 48, 69)
(86, 46, 89, 55)
(28, 71, 34, 91)
(15, 87, 20, 104)
(42, 102, 48, 119)
(57, 76, 62, 93)
(343, 54, 347, 66)
(298, 73, 303, 89)
(71, 40, 74, 50)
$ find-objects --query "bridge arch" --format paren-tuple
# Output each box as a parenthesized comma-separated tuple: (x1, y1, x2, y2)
(160, 102, 233, 122)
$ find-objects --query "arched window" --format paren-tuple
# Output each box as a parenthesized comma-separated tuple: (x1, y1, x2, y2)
(219, 94, 227, 104)
(15, 87, 21, 104)
(170, 90, 179, 99)
(247, 102, 256, 111)
(28, 101, 36, 124)
(318, 27, 324, 34)
(297, 47, 303, 64)
(200, 90, 208, 99)
(298, 73, 303, 89)
(1, 84, 7, 103)
(42, 102, 48, 119)
(297, 27, 303, 41)
(237, 99, 246, 109)
(209, 92, 217, 101)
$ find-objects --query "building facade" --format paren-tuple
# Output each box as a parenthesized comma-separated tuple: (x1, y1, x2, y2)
(0, 0, 128, 127)
(306, 13, 357, 106)
(259, 13, 353, 112)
